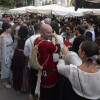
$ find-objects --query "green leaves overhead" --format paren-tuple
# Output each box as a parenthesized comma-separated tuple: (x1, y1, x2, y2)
(0, 0, 15, 6)
(0, 0, 34, 7)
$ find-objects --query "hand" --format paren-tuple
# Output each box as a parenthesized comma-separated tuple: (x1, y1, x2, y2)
(62, 46, 68, 56)
(14, 35, 19, 40)
(51, 33, 57, 39)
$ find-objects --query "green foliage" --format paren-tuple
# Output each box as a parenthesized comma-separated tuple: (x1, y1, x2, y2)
(0, 0, 34, 7)
(0, 0, 16, 6)
(26, 0, 34, 5)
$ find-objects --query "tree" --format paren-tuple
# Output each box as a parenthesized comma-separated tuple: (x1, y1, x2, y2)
(0, 0, 34, 7)
(0, 0, 16, 7)
(16, 0, 34, 7)
(26, 0, 34, 6)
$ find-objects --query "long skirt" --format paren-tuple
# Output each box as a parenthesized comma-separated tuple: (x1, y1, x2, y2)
(11, 50, 29, 92)
(54, 74, 91, 100)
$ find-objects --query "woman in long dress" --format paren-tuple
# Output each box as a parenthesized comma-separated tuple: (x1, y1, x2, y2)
(11, 26, 29, 92)
(0, 22, 14, 88)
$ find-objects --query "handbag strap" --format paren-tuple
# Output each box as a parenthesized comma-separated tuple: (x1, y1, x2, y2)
(30, 38, 50, 68)
(77, 67, 85, 97)
(42, 54, 50, 67)
(30, 38, 44, 47)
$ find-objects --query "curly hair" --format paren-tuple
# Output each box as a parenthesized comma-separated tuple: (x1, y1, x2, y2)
(18, 26, 28, 41)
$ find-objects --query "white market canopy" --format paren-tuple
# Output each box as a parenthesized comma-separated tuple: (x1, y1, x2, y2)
(26, 5, 51, 14)
(65, 7, 93, 14)
(9, 4, 100, 16)
(26, 4, 83, 17)
(92, 9, 100, 15)
(9, 6, 34, 14)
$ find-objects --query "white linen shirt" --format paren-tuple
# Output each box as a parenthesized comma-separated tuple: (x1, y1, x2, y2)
(24, 34, 40, 68)
(57, 51, 100, 100)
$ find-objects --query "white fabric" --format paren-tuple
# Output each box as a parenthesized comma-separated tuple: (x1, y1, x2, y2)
(52, 9, 83, 17)
(85, 26, 95, 42)
(26, 4, 83, 16)
(41, 20, 45, 24)
(57, 51, 100, 100)
(24, 34, 40, 97)
(92, 9, 100, 15)
(24, 34, 40, 68)
(64, 51, 82, 66)
(9, 6, 34, 14)
(63, 7, 93, 15)
(35, 70, 41, 97)
(9, 5, 100, 15)
(26, 5, 51, 14)
(52, 35, 64, 48)
(52, 35, 64, 62)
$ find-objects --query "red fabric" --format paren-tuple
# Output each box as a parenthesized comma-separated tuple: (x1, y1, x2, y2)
(64, 39, 73, 47)
(34, 38, 58, 87)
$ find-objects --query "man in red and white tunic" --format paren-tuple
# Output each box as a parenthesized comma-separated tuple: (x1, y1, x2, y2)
(34, 24, 60, 100)
(61, 26, 76, 48)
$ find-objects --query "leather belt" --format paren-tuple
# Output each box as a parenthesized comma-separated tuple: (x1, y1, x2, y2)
(42, 68, 56, 77)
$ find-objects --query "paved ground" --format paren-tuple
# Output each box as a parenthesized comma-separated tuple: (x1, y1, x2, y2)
(0, 79, 30, 100)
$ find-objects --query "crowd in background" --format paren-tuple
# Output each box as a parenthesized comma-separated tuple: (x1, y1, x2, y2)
(0, 13, 100, 100)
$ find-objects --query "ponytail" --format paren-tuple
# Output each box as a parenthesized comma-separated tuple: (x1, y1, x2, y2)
(86, 55, 100, 65)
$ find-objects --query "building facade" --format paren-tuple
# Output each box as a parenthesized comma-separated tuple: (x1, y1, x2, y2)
(35, 0, 72, 6)
(15, 0, 72, 7)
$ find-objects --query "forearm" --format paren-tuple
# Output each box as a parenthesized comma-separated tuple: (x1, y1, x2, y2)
(55, 37, 59, 44)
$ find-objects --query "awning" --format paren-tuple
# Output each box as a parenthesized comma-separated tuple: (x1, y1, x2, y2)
(26, 4, 83, 16)
(9, 6, 34, 14)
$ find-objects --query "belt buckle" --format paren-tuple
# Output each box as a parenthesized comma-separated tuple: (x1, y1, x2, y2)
(43, 71, 47, 77)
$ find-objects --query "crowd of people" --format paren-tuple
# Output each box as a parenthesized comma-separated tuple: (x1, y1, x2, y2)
(0, 13, 100, 100)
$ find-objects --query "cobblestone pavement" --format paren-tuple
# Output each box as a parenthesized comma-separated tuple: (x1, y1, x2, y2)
(0, 79, 30, 100)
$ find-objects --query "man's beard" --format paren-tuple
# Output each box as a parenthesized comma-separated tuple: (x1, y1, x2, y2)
(84, 26, 88, 29)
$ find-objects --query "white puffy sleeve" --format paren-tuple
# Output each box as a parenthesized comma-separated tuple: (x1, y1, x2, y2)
(64, 51, 82, 66)
(57, 51, 82, 78)
(57, 59, 70, 78)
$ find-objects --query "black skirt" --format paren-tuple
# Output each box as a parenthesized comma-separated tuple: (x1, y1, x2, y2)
(54, 74, 91, 100)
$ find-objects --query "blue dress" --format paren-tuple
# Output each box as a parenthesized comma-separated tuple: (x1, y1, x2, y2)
(0, 34, 14, 79)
